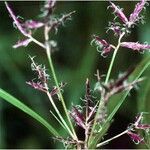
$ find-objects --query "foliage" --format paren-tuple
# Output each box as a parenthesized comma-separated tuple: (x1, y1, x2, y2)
(0, 0, 150, 149)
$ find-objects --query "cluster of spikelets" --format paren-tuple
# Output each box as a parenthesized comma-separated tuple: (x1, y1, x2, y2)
(92, 0, 150, 57)
(5, 0, 150, 149)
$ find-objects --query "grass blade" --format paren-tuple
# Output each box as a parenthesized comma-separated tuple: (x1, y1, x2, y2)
(89, 56, 150, 148)
(0, 88, 60, 137)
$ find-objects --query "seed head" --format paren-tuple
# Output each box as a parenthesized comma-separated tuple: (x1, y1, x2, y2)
(92, 35, 112, 57)
(127, 113, 150, 144)
(13, 38, 32, 49)
(121, 42, 150, 52)
(127, 0, 147, 28)
(109, 2, 128, 24)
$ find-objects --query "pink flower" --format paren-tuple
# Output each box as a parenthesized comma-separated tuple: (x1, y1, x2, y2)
(5, 2, 29, 36)
(45, 0, 56, 10)
(26, 81, 47, 92)
(41, 0, 56, 18)
(127, 113, 150, 144)
(5, 2, 44, 38)
(50, 82, 66, 96)
(121, 42, 150, 51)
(128, 0, 147, 27)
(92, 35, 112, 56)
(108, 22, 122, 36)
(109, 2, 128, 24)
(23, 20, 44, 29)
(134, 113, 150, 130)
(127, 131, 144, 144)
(109, 0, 147, 28)
(13, 39, 32, 49)
(70, 107, 85, 129)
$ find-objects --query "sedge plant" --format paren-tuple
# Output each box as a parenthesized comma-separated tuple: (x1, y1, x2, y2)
(1, 0, 150, 149)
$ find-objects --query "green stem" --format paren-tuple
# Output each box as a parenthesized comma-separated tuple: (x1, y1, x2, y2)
(46, 48, 77, 139)
(28, 27, 78, 140)
(46, 92, 74, 138)
(88, 32, 125, 148)
(29, 35, 46, 49)
(105, 32, 125, 84)
(44, 26, 77, 140)
(96, 129, 128, 148)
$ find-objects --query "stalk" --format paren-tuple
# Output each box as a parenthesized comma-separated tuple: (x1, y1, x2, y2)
(105, 32, 125, 84)
(46, 91, 74, 138)
(88, 32, 125, 148)
(29, 35, 46, 49)
(96, 129, 128, 148)
(44, 26, 78, 140)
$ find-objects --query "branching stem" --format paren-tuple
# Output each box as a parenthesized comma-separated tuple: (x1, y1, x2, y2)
(88, 32, 125, 148)
(44, 26, 78, 141)
(46, 91, 74, 138)
(96, 129, 128, 148)
(105, 32, 125, 84)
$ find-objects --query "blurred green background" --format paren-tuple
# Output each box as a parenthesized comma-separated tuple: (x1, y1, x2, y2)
(0, 1, 150, 149)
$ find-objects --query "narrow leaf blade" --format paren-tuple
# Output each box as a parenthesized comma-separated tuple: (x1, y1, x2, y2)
(0, 88, 59, 137)
(89, 56, 150, 148)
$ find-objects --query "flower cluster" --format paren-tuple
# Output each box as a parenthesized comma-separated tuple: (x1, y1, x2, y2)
(121, 42, 150, 52)
(26, 56, 66, 96)
(109, 0, 147, 30)
(5, 1, 75, 49)
(69, 68, 143, 147)
(4, 0, 150, 149)
(70, 79, 97, 130)
(91, 35, 113, 57)
(95, 67, 143, 104)
(127, 113, 150, 144)
(26, 56, 49, 92)
(92, 0, 150, 57)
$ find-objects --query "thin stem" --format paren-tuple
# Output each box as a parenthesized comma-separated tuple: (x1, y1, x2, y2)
(88, 32, 125, 148)
(105, 32, 125, 84)
(46, 92, 74, 138)
(50, 110, 66, 130)
(96, 129, 128, 148)
(84, 79, 89, 149)
(44, 26, 78, 140)
(27, 26, 78, 140)
(29, 35, 46, 49)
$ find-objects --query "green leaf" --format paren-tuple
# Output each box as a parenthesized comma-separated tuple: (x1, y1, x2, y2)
(0, 88, 59, 137)
(89, 56, 150, 148)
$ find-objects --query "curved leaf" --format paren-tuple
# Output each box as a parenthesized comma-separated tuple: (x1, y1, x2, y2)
(89, 56, 150, 148)
(0, 88, 59, 137)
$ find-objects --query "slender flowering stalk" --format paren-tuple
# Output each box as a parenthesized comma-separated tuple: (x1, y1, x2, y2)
(97, 129, 129, 147)
(26, 56, 76, 139)
(5, 2, 29, 36)
(97, 113, 150, 147)
(5, 2, 46, 49)
(127, 113, 150, 144)
(46, 91, 75, 139)
(105, 32, 125, 84)
(44, 26, 78, 141)
(5, 0, 77, 141)
(88, 0, 150, 148)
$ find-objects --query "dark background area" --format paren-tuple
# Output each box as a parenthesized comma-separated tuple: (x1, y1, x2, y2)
(0, 1, 150, 149)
